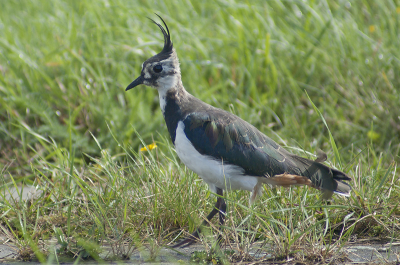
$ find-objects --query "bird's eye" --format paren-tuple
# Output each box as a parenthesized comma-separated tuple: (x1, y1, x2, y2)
(153, 65, 163, 73)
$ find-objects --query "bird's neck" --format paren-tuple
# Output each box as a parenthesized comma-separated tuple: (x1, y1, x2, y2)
(158, 76, 187, 112)
(158, 74, 184, 113)
(158, 80, 189, 144)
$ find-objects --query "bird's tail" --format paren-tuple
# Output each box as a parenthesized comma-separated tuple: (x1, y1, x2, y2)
(266, 153, 352, 199)
(291, 155, 352, 199)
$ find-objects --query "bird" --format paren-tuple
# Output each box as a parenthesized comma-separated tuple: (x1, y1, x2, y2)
(125, 15, 352, 247)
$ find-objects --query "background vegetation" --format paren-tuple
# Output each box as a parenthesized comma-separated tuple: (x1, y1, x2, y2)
(0, 0, 399, 263)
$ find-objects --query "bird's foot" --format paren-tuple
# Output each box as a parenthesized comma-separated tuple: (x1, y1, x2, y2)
(172, 230, 225, 248)
(172, 230, 200, 248)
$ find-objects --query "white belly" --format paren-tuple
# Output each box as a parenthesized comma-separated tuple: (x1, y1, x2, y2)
(174, 121, 259, 193)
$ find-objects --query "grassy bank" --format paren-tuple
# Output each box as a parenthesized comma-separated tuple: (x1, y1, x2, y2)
(1, 0, 399, 263)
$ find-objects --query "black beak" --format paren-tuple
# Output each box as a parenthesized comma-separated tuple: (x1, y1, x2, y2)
(126, 76, 144, 91)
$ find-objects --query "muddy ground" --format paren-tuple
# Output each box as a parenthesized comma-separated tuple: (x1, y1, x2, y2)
(1, 186, 400, 264)
(1, 239, 400, 264)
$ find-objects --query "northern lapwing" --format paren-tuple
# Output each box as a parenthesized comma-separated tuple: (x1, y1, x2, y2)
(126, 15, 352, 247)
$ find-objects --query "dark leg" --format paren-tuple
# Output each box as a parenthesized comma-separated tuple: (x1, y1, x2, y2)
(216, 190, 226, 245)
(218, 192, 226, 226)
(173, 188, 226, 248)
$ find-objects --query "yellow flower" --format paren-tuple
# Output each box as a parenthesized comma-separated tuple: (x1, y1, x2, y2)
(369, 25, 375, 33)
(367, 130, 380, 142)
(140, 142, 157, 152)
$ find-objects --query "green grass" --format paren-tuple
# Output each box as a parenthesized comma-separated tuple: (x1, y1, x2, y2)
(0, 0, 399, 263)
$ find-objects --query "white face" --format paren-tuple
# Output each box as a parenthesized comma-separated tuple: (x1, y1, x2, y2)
(157, 75, 179, 96)
(141, 57, 180, 90)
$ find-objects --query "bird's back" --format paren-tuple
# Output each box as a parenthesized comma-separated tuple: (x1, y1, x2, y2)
(171, 92, 351, 196)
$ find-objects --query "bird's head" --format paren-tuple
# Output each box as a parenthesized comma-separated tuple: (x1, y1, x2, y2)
(126, 15, 181, 92)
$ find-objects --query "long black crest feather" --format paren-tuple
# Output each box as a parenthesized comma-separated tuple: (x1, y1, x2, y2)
(147, 14, 173, 54)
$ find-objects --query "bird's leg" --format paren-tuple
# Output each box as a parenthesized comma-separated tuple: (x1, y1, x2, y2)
(216, 190, 226, 245)
(172, 188, 225, 248)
